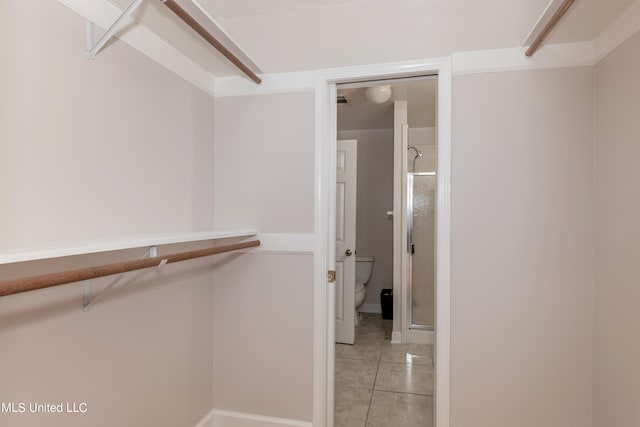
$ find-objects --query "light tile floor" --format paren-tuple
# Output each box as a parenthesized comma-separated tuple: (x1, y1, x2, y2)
(335, 313, 434, 427)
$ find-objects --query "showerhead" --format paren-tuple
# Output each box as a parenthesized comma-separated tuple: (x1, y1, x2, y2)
(408, 146, 422, 157)
(408, 146, 423, 172)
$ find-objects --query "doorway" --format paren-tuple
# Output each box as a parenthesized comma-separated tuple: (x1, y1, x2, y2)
(334, 77, 437, 425)
(313, 59, 452, 427)
(335, 77, 438, 347)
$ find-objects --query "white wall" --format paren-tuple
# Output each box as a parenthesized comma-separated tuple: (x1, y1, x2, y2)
(0, 246, 215, 427)
(211, 67, 595, 427)
(0, 2, 216, 426)
(6, 3, 636, 426)
(211, 253, 313, 421)
(337, 129, 393, 310)
(0, 1, 215, 249)
(593, 29, 640, 427)
(213, 93, 315, 422)
(451, 67, 595, 427)
(213, 93, 314, 233)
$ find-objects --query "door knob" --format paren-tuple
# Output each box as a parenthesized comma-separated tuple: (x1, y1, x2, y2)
(345, 249, 353, 256)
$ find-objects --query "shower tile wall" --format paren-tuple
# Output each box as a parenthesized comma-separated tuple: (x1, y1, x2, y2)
(408, 127, 436, 173)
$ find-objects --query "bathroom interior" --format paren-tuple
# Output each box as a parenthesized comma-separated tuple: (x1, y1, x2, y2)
(334, 77, 438, 426)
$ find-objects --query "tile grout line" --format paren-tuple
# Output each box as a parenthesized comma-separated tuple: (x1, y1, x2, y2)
(378, 360, 432, 366)
(363, 337, 383, 426)
(351, 314, 433, 426)
(338, 314, 433, 426)
(370, 388, 434, 397)
(362, 315, 388, 426)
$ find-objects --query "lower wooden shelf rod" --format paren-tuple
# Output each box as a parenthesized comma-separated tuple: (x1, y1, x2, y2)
(0, 240, 260, 298)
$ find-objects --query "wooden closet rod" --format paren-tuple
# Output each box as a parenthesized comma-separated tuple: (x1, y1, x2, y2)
(526, 0, 575, 57)
(0, 240, 260, 298)
(161, 0, 262, 84)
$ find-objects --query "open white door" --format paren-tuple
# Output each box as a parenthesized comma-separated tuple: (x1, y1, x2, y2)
(335, 139, 357, 345)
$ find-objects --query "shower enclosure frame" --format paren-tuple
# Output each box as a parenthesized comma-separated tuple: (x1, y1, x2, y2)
(314, 58, 452, 427)
(407, 171, 437, 332)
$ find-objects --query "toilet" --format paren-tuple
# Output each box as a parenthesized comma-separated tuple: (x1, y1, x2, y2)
(355, 255, 375, 325)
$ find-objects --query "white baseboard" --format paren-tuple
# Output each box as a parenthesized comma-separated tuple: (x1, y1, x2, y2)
(195, 409, 312, 427)
(359, 303, 381, 314)
(391, 331, 402, 344)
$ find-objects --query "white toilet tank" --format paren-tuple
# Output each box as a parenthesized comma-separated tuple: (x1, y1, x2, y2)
(355, 256, 375, 287)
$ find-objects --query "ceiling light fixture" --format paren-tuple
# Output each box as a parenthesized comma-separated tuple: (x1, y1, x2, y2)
(364, 85, 392, 104)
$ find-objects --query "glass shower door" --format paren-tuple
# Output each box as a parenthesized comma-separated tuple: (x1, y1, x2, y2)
(407, 172, 436, 330)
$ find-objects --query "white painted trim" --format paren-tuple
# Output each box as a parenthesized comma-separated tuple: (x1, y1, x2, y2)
(55, 0, 217, 95)
(195, 409, 312, 427)
(209, 42, 599, 98)
(390, 330, 402, 344)
(395, 104, 409, 344)
(316, 58, 449, 83)
(359, 303, 381, 314)
(452, 42, 595, 75)
(593, 0, 640, 63)
(435, 58, 452, 427)
(215, 72, 316, 97)
(314, 57, 451, 427)
(217, 42, 600, 99)
(313, 67, 332, 427)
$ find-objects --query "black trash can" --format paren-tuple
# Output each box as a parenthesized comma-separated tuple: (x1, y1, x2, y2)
(380, 288, 393, 320)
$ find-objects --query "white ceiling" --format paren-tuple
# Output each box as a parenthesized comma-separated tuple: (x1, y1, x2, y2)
(211, 0, 550, 72)
(197, 0, 358, 18)
(337, 78, 437, 131)
(110, 0, 637, 78)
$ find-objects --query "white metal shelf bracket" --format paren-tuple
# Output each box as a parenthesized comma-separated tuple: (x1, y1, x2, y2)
(85, 0, 145, 59)
(83, 245, 160, 311)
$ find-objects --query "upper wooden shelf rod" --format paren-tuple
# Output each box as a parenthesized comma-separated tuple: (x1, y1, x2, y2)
(0, 240, 260, 298)
(161, 0, 262, 84)
(526, 0, 575, 57)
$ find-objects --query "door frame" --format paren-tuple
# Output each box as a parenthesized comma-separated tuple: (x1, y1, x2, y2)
(313, 57, 452, 427)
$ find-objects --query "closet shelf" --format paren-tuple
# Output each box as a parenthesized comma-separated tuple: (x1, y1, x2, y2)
(0, 230, 257, 265)
(83, 0, 261, 84)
